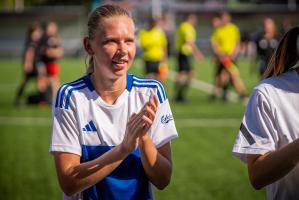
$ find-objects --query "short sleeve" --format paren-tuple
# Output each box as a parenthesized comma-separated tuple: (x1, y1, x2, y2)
(149, 99, 179, 148)
(49, 106, 81, 156)
(232, 89, 277, 163)
(184, 26, 196, 43)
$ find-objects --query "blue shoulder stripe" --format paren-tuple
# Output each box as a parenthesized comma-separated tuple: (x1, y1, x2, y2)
(132, 83, 163, 103)
(64, 84, 88, 109)
(132, 76, 167, 100)
(55, 78, 84, 108)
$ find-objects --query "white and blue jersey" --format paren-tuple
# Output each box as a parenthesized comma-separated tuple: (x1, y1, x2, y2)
(50, 73, 178, 200)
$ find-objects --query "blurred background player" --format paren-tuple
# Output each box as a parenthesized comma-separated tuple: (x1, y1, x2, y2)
(139, 17, 168, 82)
(279, 18, 292, 35)
(40, 21, 64, 102)
(210, 15, 224, 99)
(15, 22, 43, 106)
(210, 11, 247, 101)
(174, 14, 204, 102)
(254, 17, 280, 77)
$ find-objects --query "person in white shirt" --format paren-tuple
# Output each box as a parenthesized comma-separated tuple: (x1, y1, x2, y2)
(49, 4, 178, 200)
(232, 26, 299, 200)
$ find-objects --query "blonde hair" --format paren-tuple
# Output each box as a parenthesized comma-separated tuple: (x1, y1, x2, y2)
(86, 4, 132, 74)
(262, 26, 299, 79)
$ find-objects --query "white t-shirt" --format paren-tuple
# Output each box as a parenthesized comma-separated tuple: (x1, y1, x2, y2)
(232, 69, 299, 200)
(50, 73, 178, 200)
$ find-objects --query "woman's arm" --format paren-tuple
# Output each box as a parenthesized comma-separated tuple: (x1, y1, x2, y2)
(139, 137, 172, 190)
(189, 41, 204, 62)
(23, 47, 35, 72)
(53, 106, 152, 196)
(53, 144, 128, 196)
(137, 95, 173, 189)
(247, 138, 299, 190)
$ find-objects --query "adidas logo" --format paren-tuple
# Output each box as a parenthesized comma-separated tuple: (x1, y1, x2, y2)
(82, 120, 97, 132)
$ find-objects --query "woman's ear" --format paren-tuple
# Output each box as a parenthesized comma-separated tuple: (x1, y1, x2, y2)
(83, 37, 94, 55)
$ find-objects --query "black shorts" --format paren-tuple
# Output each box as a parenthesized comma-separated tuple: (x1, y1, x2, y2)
(145, 61, 160, 74)
(215, 59, 225, 76)
(177, 53, 192, 72)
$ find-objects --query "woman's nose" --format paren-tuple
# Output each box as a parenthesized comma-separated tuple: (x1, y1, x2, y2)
(117, 42, 127, 55)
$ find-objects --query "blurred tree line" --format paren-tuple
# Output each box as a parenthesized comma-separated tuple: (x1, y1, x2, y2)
(0, 0, 298, 10)
(0, 0, 89, 8)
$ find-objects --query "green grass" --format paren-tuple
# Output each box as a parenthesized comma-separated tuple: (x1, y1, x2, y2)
(0, 57, 265, 199)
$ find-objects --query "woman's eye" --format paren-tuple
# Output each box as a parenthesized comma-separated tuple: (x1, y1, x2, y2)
(126, 40, 134, 44)
(103, 39, 116, 44)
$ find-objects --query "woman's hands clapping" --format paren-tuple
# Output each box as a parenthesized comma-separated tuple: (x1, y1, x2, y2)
(120, 95, 158, 154)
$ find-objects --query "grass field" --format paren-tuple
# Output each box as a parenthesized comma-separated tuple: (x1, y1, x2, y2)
(0, 57, 265, 199)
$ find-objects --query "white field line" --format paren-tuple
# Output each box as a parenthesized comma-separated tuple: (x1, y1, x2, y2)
(168, 70, 240, 102)
(175, 118, 241, 127)
(0, 116, 240, 128)
(0, 116, 51, 126)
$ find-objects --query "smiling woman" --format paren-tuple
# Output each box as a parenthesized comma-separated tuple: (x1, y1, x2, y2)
(49, 4, 178, 200)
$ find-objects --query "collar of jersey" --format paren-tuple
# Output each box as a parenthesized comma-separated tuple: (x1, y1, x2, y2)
(84, 73, 134, 108)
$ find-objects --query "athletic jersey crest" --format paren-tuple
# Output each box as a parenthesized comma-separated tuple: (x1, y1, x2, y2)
(50, 73, 178, 200)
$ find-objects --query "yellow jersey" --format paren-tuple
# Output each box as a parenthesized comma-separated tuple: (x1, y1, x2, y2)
(175, 22, 196, 56)
(211, 22, 240, 55)
(139, 27, 167, 61)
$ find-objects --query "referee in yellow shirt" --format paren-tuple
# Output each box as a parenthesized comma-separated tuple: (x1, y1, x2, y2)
(174, 14, 204, 102)
(139, 18, 168, 81)
(210, 11, 246, 101)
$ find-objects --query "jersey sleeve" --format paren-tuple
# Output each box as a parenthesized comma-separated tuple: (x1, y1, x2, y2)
(184, 26, 196, 43)
(232, 89, 277, 163)
(50, 102, 81, 156)
(149, 99, 179, 148)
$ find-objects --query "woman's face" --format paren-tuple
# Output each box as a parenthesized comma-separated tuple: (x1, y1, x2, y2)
(212, 17, 221, 28)
(32, 28, 42, 41)
(264, 18, 275, 35)
(90, 15, 136, 80)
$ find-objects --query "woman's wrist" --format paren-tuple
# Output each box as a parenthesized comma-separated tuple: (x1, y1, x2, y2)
(117, 142, 132, 157)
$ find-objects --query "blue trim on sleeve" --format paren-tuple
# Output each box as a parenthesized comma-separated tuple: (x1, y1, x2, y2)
(131, 76, 167, 104)
(55, 75, 95, 109)
(55, 78, 84, 108)
(132, 76, 167, 100)
(64, 84, 88, 109)
(132, 83, 163, 103)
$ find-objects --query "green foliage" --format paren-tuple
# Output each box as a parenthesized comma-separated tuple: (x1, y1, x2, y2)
(0, 57, 264, 199)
